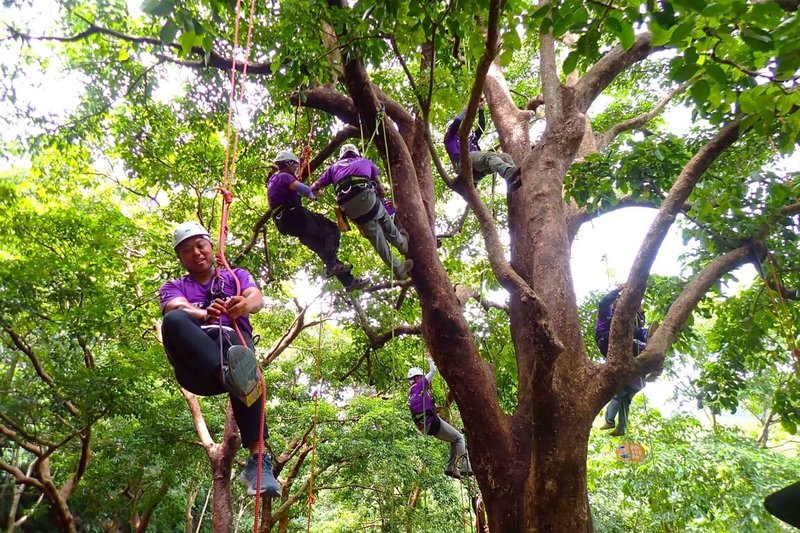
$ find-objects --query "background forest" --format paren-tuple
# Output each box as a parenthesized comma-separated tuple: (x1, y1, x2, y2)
(1, 0, 799, 531)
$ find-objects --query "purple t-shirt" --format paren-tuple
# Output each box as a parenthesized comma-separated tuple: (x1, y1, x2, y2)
(594, 289, 621, 337)
(408, 377, 435, 415)
(159, 268, 258, 336)
(443, 109, 483, 165)
(267, 171, 301, 208)
(312, 156, 379, 189)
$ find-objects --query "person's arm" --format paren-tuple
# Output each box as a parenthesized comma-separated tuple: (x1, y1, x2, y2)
(445, 115, 462, 139)
(224, 287, 264, 319)
(310, 168, 330, 196)
(597, 288, 621, 321)
(425, 357, 436, 382)
(289, 179, 315, 199)
(163, 296, 212, 322)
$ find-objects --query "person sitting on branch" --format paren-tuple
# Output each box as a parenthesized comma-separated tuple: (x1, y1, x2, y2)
(444, 97, 522, 192)
(311, 144, 413, 280)
(407, 357, 473, 479)
(159, 222, 281, 497)
(595, 283, 657, 437)
(267, 149, 368, 293)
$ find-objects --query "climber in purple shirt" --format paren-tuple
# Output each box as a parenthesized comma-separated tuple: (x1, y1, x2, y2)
(594, 283, 656, 436)
(159, 222, 281, 498)
(267, 149, 367, 292)
(407, 357, 473, 479)
(311, 144, 413, 280)
(444, 98, 522, 192)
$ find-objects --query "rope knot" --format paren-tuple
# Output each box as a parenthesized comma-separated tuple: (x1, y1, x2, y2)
(218, 187, 233, 204)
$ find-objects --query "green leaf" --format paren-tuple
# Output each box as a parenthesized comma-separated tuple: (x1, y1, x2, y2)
(673, 0, 704, 12)
(672, 62, 699, 82)
(619, 20, 635, 50)
(701, 3, 730, 17)
(690, 79, 710, 104)
(178, 31, 197, 56)
(741, 27, 774, 52)
(704, 63, 728, 85)
(159, 21, 178, 43)
(650, 20, 674, 47)
(142, 0, 177, 17)
(563, 51, 579, 75)
(670, 22, 695, 45)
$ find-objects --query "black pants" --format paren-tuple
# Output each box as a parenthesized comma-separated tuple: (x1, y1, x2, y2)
(161, 309, 267, 448)
(765, 481, 800, 528)
(275, 206, 356, 285)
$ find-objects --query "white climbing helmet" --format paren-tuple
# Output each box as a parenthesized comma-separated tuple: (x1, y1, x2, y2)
(407, 367, 424, 379)
(172, 222, 211, 250)
(275, 150, 300, 164)
(339, 143, 360, 159)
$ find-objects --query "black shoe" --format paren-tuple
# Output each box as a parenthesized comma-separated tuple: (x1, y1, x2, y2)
(506, 167, 522, 192)
(345, 278, 368, 293)
(444, 469, 462, 480)
(325, 261, 352, 277)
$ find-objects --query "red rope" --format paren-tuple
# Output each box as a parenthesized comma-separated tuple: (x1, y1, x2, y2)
(217, 0, 263, 527)
(215, 189, 267, 531)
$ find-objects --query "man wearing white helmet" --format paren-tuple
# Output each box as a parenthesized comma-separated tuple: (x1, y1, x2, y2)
(159, 222, 281, 498)
(311, 144, 413, 280)
(407, 357, 473, 479)
(267, 150, 368, 292)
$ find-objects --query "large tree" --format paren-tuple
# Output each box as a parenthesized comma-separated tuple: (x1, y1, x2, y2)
(2, 0, 799, 531)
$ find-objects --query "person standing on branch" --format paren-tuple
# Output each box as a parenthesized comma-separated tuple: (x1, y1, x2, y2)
(594, 283, 657, 437)
(444, 97, 522, 192)
(159, 222, 281, 497)
(267, 149, 368, 292)
(407, 357, 473, 479)
(311, 144, 413, 280)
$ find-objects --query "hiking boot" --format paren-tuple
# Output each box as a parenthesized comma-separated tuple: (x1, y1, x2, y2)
(240, 454, 281, 497)
(610, 428, 625, 437)
(505, 167, 522, 192)
(345, 277, 369, 293)
(223, 346, 261, 407)
(444, 468, 462, 480)
(325, 261, 352, 278)
(394, 259, 414, 280)
(599, 422, 615, 430)
(397, 229, 409, 256)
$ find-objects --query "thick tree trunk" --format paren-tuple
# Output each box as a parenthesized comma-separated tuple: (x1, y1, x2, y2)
(208, 405, 240, 532)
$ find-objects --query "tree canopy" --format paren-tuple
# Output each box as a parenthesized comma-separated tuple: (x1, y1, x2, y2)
(1, 0, 799, 531)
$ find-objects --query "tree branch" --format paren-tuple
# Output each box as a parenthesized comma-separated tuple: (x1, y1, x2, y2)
(608, 118, 744, 368)
(594, 82, 690, 151)
(575, 32, 656, 113)
(6, 23, 273, 74)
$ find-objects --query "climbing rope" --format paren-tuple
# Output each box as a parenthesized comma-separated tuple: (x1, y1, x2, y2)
(213, 0, 266, 529)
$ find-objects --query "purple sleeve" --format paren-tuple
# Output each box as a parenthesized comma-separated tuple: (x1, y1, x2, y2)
(235, 269, 257, 292)
(159, 280, 184, 313)
(444, 118, 462, 162)
(312, 167, 333, 190)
